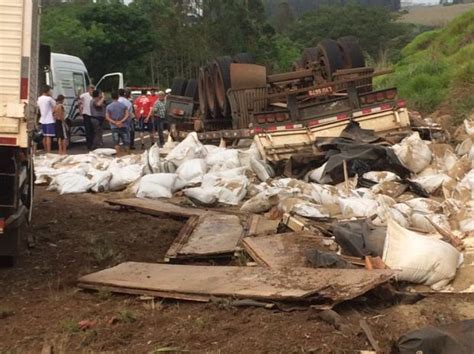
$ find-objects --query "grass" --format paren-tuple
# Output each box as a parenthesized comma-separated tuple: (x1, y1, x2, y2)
(117, 309, 137, 323)
(0, 306, 14, 319)
(87, 235, 122, 264)
(61, 319, 80, 333)
(377, 9, 474, 123)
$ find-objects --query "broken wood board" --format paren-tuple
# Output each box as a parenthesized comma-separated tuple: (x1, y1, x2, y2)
(243, 231, 334, 268)
(78, 262, 394, 307)
(165, 214, 243, 261)
(244, 214, 280, 237)
(106, 198, 208, 219)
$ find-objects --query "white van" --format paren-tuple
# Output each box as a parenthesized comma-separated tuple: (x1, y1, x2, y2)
(46, 53, 123, 137)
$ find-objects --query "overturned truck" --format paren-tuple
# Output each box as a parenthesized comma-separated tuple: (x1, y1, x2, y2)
(165, 37, 413, 159)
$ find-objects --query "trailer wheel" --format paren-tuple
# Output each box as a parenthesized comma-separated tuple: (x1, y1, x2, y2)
(316, 39, 345, 81)
(184, 79, 199, 101)
(198, 66, 209, 119)
(212, 56, 233, 117)
(170, 78, 188, 96)
(302, 47, 318, 69)
(233, 52, 256, 64)
(337, 36, 365, 68)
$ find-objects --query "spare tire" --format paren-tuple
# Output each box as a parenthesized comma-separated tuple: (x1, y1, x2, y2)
(316, 39, 345, 81)
(212, 56, 233, 118)
(198, 66, 209, 119)
(184, 78, 199, 101)
(170, 78, 187, 96)
(233, 52, 256, 64)
(338, 36, 365, 68)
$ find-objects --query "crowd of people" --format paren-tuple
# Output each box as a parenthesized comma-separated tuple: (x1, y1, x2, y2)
(37, 85, 170, 155)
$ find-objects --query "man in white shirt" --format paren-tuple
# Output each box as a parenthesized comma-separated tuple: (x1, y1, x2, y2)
(80, 85, 95, 150)
(37, 85, 56, 153)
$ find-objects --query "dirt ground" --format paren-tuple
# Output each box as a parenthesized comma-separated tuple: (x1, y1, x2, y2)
(0, 187, 473, 353)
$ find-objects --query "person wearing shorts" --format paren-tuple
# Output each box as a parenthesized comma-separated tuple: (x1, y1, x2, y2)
(133, 89, 152, 149)
(106, 91, 130, 155)
(37, 85, 56, 153)
(53, 94, 68, 155)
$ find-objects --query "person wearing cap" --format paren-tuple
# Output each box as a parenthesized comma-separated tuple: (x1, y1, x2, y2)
(165, 88, 172, 101)
(147, 90, 166, 147)
(79, 85, 95, 151)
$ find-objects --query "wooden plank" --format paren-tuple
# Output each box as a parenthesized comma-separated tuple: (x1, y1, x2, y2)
(244, 214, 280, 237)
(78, 262, 394, 305)
(242, 231, 332, 268)
(166, 214, 243, 261)
(164, 215, 200, 262)
(178, 214, 243, 257)
(106, 198, 208, 219)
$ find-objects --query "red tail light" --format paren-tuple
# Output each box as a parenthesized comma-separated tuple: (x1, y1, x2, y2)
(257, 115, 266, 124)
(397, 99, 406, 108)
(385, 89, 397, 100)
(376, 92, 385, 101)
(266, 114, 275, 123)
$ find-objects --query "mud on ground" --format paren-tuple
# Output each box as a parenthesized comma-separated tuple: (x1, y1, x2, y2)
(0, 187, 473, 353)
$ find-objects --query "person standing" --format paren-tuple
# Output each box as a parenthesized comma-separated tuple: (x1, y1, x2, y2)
(106, 91, 129, 155)
(90, 90, 105, 150)
(147, 91, 166, 147)
(118, 89, 135, 150)
(148, 88, 158, 108)
(80, 85, 95, 150)
(133, 89, 152, 149)
(37, 85, 56, 154)
(53, 94, 67, 155)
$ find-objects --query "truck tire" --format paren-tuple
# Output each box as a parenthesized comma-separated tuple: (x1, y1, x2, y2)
(212, 56, 233, 117)
(184, 78, 199, 101)
(233, 52, 256, 64)
(170, 78, 188, 96)
(316, 39, 345, 81)
(338, 36, 365, 68)
(198, 66, 209, 119)
(302, 47, 318, 69)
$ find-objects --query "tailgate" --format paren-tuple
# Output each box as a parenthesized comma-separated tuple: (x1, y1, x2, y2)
(254, 108, 411, 161)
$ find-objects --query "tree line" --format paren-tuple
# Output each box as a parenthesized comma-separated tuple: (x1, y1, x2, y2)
(41, 0, 424, 87)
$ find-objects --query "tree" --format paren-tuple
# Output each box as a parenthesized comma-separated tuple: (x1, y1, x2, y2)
(274, 1, 295, 33)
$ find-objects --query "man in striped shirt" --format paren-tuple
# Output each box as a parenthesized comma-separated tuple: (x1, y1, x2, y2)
(147, 91, 166, 147)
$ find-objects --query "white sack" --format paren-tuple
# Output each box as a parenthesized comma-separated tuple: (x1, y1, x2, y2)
(241, 190, 279, 213)
(410, 212, 450, 233)
(405, 198, 441, 213)
(383, 219, 463, 290)
(410, 174, 453, 194)
(338, 197, 379, 218)
(136, 173, 178, 199)
(176, 159, 207, 186)
(91, 148, 116, 156)
(148, 143, 161, 173)
(165, 132, 207, 166)
(308, 163, 333, 184)
(455, 138, 472, 157)
(184, 187, 218, 205)
(88, 169, 112, 193)
(47, 173, 94, 195)
(206, 148, 240, 171)
(362, 171, 400, 183)
(108, 164, 143, 191)
(292, 202, 330, 218)
(250, 157, 274, 182)
(392, 132, 432, 173)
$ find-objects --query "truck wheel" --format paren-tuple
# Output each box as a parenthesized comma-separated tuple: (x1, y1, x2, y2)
(302, 47, 318, 69)
(338, 36, 365, 68)
(233, 52, 256, 64)
(212, 56, 233, 117)
(198, 66, 209, 119)
(170, 78, 187, 96)
(184, 79, 199, 101)
(316, 39, 345, 81)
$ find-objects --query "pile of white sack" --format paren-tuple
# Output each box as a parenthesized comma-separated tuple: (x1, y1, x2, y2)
(35, 120, 474, 290)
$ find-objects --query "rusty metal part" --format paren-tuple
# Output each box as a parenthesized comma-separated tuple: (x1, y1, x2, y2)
(212, 56, 233, 117)
(227, 87, 267, 129)
(198, 66, 208, 118)
(205, 64, 219, 118)
(230, 63, 267, 90)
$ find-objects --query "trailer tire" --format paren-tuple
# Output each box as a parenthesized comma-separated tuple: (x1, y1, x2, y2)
(233, 52, 256, 64)
(170, 78, 188, 96)
(337, 36, 365, 68)
(316, 39, 345, 81)
(302, 47, 318, 69)
(212, 56, 233, 117)
(184, 79, 199, 101)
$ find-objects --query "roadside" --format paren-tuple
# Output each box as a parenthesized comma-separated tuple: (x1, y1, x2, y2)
(0, 187, 472, 352)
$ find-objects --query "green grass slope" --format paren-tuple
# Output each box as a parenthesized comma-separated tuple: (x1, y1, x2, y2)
(379, 9, 474, 124)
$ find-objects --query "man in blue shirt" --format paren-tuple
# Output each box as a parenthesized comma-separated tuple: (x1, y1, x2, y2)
(106, 91, 130, 155)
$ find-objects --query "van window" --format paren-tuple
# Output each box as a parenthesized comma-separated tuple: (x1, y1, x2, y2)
(97, 74, 120, 99)
(73, 72, 85, 97)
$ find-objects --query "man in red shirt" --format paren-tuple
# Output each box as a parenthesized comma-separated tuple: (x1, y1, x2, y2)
(148, 88, 158, 107)
(133, 89, 152, 149)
